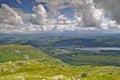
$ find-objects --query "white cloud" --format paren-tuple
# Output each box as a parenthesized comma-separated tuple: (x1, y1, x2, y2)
(94, 0, 120, 23)
(30, 4, 47, 25)
(35, 0, 105, 28)
(57, 15, 72, 24)
(0, 4, 26, 33)
(16, 0, 22, 4)
(0, 0, 120, 33)
(0, 4, 23, 25)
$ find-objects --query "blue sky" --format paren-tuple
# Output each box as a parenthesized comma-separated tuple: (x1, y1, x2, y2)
(0, 0, 108, 19)
(0, 0, 74, 18)
(0, 0, 35, 13)
(0, 0, 119, 33)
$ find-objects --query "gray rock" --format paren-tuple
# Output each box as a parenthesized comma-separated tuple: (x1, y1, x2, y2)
(18, 61, 26, 65)
(53, 75, 64, 80)
(1, 66, 8, 72)
(81, 72, 89, 77)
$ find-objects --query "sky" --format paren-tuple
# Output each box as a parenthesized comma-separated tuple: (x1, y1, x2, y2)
(0, 0, 120, 33)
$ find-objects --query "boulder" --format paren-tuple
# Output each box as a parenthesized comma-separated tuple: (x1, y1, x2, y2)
(81, 72, 89, 77)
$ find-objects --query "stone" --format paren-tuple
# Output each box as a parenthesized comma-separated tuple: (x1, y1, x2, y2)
(53, 75, 64, 80)
(81, 72, 89, 77)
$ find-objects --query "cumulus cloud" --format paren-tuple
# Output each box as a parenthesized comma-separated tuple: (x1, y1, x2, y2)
(30, 4, 47, 25)
(0, 4, 23, 25)
(35, 0, 68, 17)
(0, 0, 120, 33)
(57, 15, 72, 25)
(0, 4, 25, 33)
(94, 0, 120, 23)
(35, 0, 105, 27)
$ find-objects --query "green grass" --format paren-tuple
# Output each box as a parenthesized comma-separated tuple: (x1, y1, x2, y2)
(0, 44, 53, 63)
(0, 60, 120, 80)
(0, 45, 120, 80)
(0, 44, 67, 66)
(53, 50, 120, 66)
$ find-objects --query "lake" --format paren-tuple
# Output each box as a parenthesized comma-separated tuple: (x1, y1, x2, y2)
(74, 47, 120, 51)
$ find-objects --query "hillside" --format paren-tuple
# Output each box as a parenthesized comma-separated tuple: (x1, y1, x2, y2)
(0, 44, 65, 66)
(0, 44, 47, 62)
(0, 60, 120, 80)
(0, 45, 120, 80)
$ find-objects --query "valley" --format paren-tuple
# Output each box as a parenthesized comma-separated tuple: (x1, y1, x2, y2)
(0, 34, 120, 80)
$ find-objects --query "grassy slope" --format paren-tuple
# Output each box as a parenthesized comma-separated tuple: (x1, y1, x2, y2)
(0, 60, 120, 80)
(50, 48, 120, 66)
(0, 44, 63, 64)
(0, 44, 68, 68)
(0, 44, 44, 62)
(0, 45, 120, 80)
